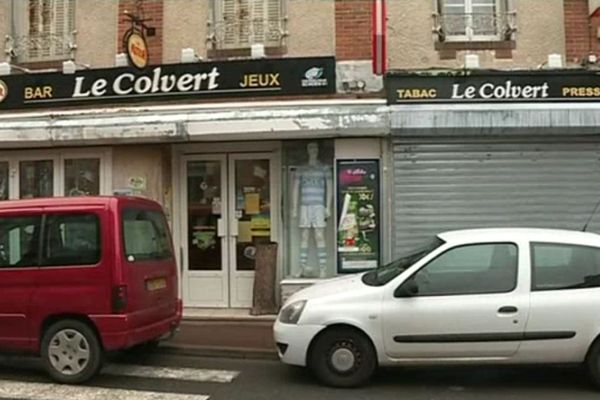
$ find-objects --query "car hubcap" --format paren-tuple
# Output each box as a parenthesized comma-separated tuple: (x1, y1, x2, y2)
(330, 346, 356, 373)
(48, 329, 90, 376)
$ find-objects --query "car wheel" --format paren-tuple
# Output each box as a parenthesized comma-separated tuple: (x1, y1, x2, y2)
(587, 341, 600, 389)
(309, 327, 377, 388)
(41, 319, 103, 384)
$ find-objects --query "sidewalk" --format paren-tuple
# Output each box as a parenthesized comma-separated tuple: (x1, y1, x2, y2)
(161, 308, 278, 360)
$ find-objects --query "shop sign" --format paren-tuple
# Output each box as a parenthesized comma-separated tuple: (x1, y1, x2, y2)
(386, 70, 600, 104)
(0, 57, 335, 111)
(336, 159, 381, 273)
(126, 31, 149, 70)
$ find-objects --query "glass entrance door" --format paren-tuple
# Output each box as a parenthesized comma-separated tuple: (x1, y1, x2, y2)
(182, 152, 275, 308)
(228, 154, 273, 308)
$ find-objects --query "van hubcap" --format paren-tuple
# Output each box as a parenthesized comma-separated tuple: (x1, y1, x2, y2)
(48, 329, 90, 376)
(330, 345, 357, 373)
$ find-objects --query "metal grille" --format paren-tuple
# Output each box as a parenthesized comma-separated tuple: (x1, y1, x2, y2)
(392, 140, 600, 256)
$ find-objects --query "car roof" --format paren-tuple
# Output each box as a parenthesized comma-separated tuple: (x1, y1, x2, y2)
(438, 228, 600, 246)
(0, 196, 160, 210)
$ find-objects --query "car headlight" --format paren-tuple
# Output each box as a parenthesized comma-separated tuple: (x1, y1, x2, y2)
(278, 300, 307, 324)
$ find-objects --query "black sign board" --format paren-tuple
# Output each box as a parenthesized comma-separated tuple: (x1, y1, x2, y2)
(0, 57, 335, 111)
(386, 69, 600, 104)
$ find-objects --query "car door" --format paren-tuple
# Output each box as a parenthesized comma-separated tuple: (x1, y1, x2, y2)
(519, 241, 600, 363)
(382, 241, 529, 359)
(0, 212, 42, 351)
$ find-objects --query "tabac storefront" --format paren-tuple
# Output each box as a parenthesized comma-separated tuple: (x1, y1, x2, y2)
(386, 69, 600, 258)
(0, 56, 391, 310)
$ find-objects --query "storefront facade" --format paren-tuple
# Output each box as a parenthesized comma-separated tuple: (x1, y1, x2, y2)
(0, 56, 391, 309)
(386, 70, 600, 257)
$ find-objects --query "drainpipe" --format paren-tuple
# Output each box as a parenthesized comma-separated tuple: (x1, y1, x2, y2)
(372, 0, 387, 75)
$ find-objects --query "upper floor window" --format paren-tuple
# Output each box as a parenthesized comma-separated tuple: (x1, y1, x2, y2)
(211, 0, 285, 50)
(12, 0, 76, 63)
(435, 0, 515, 42)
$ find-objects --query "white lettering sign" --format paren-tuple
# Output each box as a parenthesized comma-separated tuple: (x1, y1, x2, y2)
(451, 81, 550, 100)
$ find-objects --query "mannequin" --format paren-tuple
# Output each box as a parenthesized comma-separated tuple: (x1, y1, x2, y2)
(292, 142, 333, 278)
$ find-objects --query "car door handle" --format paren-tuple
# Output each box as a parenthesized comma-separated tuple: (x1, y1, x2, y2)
(498, 306, 518, 313)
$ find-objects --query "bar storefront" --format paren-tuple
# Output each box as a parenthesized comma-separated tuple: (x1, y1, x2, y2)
(0, 56, 390, 309)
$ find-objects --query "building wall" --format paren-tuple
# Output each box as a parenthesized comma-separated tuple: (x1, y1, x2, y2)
(287, 0, 335, 56)
(118, 0, 163, 66)
(335, 0, 372, 60)
(112, 145, 170, 206)
(387, 0, 566, 69)
(0, 0, 9, 46)
(162, 0, 208, 63)
(76, 0, 118, 68)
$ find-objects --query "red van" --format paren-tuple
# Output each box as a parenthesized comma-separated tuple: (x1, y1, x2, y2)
(0, 196, 182, 383)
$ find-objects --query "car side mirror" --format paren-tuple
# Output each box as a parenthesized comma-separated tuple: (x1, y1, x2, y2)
(394, 279, 419, 298)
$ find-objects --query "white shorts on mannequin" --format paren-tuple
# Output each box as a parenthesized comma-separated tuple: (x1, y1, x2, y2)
(299, 205, 327, 229)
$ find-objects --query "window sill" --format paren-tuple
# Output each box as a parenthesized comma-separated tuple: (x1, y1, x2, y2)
(14, 59, 68, 71)
(435, 40, 516, 51)
(207, 46, 287, 60)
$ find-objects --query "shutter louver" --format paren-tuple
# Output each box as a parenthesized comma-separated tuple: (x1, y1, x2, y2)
(218, 0, 281, 49)
(265, 0, 281, 44)
(25, 0, 74, 61)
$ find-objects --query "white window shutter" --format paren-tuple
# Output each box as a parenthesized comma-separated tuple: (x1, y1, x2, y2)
(265, 0, 281, 44)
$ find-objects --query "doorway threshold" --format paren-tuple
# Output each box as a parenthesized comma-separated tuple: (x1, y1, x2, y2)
(182, 307, 277, 321)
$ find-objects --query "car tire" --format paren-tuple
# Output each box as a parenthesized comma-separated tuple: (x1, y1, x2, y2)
(587, 341, 600, 389)
(41, 319, 103, 384)
(308, 327, 377, 388)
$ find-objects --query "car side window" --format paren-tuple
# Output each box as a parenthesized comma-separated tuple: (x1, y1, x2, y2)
(531, 242, 600, 290)
(41, 213, 101, 267)
(410, 243, 518, 296)
(0, 215, 42, 268)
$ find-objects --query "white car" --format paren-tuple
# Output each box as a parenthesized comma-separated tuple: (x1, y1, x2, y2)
(274, 228, 600, 388)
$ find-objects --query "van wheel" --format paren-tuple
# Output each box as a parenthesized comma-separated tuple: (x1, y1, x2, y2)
(308, 327, 377, 388)
(41, 319, 103, 384)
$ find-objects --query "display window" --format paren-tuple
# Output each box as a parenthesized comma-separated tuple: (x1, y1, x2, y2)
(0, 149, 110, 200)
(283, 140, 335, 279)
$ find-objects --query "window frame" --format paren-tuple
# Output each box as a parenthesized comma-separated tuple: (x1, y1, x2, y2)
(0, 148, 112, 200)
(40, 212, 102, 268)
(438, 0, 507, 42)
(530, 241, 600, 292)
(211, 0, 285, 51)
(12, 0, 77, 63)
(401, 241, 519, 297)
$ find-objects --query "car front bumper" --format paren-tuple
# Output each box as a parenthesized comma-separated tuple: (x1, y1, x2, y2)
(273, 319, 325, 367)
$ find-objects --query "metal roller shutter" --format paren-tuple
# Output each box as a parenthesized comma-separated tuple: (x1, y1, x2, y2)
(392, 140, 600, 257)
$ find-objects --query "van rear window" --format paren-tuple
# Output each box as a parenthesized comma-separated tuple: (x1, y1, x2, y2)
(122, 208, 173, 262)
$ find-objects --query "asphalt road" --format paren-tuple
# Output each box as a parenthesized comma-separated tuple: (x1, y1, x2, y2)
(1, 350, 600, 400)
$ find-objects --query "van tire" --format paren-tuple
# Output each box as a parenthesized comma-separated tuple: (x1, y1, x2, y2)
(41, 319, 103, 384)
(308, 327, 377, 388)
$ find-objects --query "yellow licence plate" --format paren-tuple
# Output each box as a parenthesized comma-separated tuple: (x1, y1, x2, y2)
(146, 277, 167, 291)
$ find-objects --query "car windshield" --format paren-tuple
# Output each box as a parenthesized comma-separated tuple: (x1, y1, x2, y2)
(362, 236, 445, 286)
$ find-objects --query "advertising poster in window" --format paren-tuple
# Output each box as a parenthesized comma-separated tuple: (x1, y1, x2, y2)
(336, 160, 380, 273)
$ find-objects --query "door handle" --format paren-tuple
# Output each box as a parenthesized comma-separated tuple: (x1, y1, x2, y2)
(217, 219, 226, 238)
(230, 218, 239, 237)
(498, 306, 518, 314)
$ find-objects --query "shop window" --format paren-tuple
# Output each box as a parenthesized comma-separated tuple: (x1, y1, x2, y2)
(283, 140, 335, 279)
(20, 160, 54, 199)
(65, 158, 100, 196)
(0, 163, 9, 201)
(210, 0, 286, 54)
(433, 0, 516, 43)
(13, 0, 76, 63)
